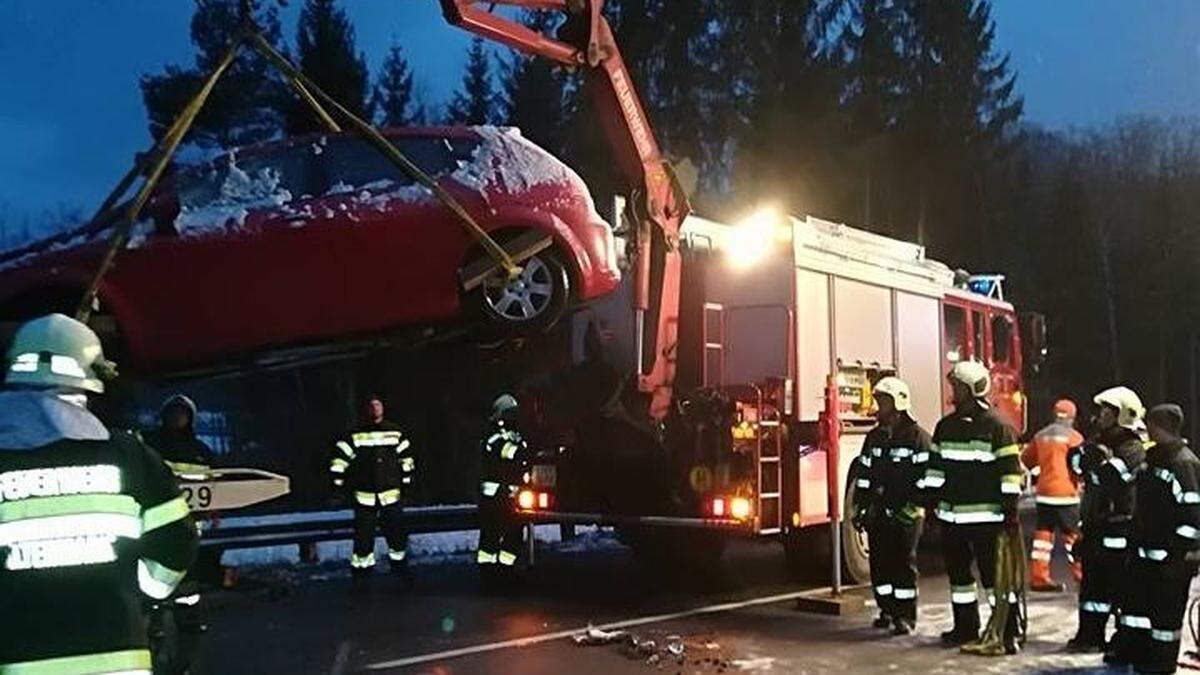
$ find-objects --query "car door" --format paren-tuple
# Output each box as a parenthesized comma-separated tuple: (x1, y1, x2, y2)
(986, 309, 1024, 430)
(313, 134, 484, 330)
(941, 299, 970, 414)
(113, 142, 343, 368)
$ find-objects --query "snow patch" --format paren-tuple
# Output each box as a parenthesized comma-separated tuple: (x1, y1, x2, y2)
(173, 157, 292, 235)
(453, 126, 583, 198)
(217, 521, 615, 568)
(325, 180, 355, 196)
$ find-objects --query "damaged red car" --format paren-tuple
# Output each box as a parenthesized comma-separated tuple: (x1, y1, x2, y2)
(0, 126, 620, 373)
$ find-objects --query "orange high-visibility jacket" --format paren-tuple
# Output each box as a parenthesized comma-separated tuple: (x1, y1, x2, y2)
(1021, 421, 1084, 504)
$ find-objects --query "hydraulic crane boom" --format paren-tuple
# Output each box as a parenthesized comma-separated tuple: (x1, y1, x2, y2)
(440, 0, 691, 420)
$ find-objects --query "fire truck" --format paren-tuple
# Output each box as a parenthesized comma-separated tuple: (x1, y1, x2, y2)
(442, 1, 1045, 581)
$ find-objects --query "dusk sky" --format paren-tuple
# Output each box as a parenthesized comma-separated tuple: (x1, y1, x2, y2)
(1, 0, 1197, 222)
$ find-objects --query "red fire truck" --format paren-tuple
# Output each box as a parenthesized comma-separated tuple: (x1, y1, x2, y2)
(443, 1, 1045, 581)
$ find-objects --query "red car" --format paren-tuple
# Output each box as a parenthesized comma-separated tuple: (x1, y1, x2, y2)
(0, 127, 620, 373)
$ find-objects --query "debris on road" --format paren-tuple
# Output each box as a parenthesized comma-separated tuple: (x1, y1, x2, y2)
(572, 624, 628, 646)
(576, 627, 739, 671)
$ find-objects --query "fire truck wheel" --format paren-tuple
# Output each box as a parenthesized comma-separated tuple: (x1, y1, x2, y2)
(840, 478, 871, 584)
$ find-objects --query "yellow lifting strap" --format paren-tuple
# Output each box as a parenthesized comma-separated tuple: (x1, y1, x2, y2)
(961, 528, 1028, 656)
(76, 19, 519, 322)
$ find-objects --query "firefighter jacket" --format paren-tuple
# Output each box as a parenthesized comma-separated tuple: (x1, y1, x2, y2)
(0, 390, 199, 672)
(1021, 421, 1083, 505)
(1070, 426, 1145, 540)
(331, 421, 415, 507)
(854, 415, 933, 524)
(143, 394, 216, 475)
(480, 420, 529, 500)
(924, 400, 1022, 525)
(1130, 439, 1200, 566)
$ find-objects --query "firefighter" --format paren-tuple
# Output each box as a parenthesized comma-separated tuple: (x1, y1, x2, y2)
(331, 394, 416, 584)
(0, 314, 198, 673)
(923, 361, 1023, 650)
(143, 394, 217, 475)
(141, 394, 220, 667)
(1021, 399, 1084, 592)
(476, 394, 530, 579)
(1107, 404, 1200, 673)
(1065, 385, 1146, 652)
(852, 376, 933, 636)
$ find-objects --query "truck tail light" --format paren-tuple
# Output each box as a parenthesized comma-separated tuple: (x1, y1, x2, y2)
(518, 490, 536, 510)
(711, 496, 753, 520)
(518, 490, 551, 511)
(730, 497, 752, 520)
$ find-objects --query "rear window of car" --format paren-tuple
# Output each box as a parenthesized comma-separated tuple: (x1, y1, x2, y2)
(176, 144, 320, 211)
(173, 135, 480, 211)
(321, 136, 479, 190)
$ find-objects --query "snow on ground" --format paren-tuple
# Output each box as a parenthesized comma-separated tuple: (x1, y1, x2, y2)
(218, 519, 617, 569)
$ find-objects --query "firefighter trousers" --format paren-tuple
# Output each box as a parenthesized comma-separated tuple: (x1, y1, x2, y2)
(1030, 503, 1081, 587)
(942, 522, 1001, 636)
(1110, 557, 1196, 673)
(868, 515, 923, 623)
(1073, 536, 1127, 645)
(351, 501, 409, 571)
(477, 496, 523, 568)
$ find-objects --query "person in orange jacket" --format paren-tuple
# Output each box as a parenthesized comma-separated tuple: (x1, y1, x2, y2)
(1021, 399, 1085, 591)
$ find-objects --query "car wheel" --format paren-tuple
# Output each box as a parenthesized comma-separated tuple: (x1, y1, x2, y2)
(478, 251, 569, 333)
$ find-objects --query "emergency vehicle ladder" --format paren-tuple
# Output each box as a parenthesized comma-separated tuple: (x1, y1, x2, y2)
(701, 303, 725, 387)
(705, 302, 784, 534)
(755, 392, 783, 535)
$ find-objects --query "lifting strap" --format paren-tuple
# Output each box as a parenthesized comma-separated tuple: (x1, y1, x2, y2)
(76, 16, 518, 322)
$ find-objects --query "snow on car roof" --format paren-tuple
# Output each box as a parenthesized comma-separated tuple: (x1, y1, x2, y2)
(0, 126, 586, 270)
(454, 126, 581, 194)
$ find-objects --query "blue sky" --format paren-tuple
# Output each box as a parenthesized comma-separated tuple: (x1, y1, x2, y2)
(1, 0, 1198, 223)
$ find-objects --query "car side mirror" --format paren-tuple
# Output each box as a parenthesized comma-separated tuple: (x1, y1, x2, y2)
(1020, 312, 1047, 373)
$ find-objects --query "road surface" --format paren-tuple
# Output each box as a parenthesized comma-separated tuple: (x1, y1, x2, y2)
(195, 522, 1198, 674)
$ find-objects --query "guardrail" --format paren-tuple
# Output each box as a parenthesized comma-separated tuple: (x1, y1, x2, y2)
(200, 503, 757, 552)
(198, 504, 478, 549)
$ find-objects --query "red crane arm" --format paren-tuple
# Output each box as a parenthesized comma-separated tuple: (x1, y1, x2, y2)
(440, 0, 690, 419)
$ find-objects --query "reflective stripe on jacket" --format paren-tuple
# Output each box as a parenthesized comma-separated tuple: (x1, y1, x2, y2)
(1021, 421, 1083, 504)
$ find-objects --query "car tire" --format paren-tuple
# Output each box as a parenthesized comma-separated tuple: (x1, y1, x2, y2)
(476, 250, 569, 334)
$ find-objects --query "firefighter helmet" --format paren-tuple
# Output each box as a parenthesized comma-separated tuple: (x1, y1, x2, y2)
(1093, 386, 1145, 431)
(4, 314, 116, 394)
(873, 376, 911, 412)
(948, 360, 991, 398)
(492, 394, 519, 420)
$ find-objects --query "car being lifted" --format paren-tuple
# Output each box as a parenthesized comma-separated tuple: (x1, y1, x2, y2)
(0, 126, 620, 374)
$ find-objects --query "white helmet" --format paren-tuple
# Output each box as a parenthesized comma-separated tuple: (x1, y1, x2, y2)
(492, 394, 518, 420)
(1093, 386, 1144, 431)
(873, 376, 911, 412)
(5, 313, 116, 393)
(948, 360, 991, 398)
